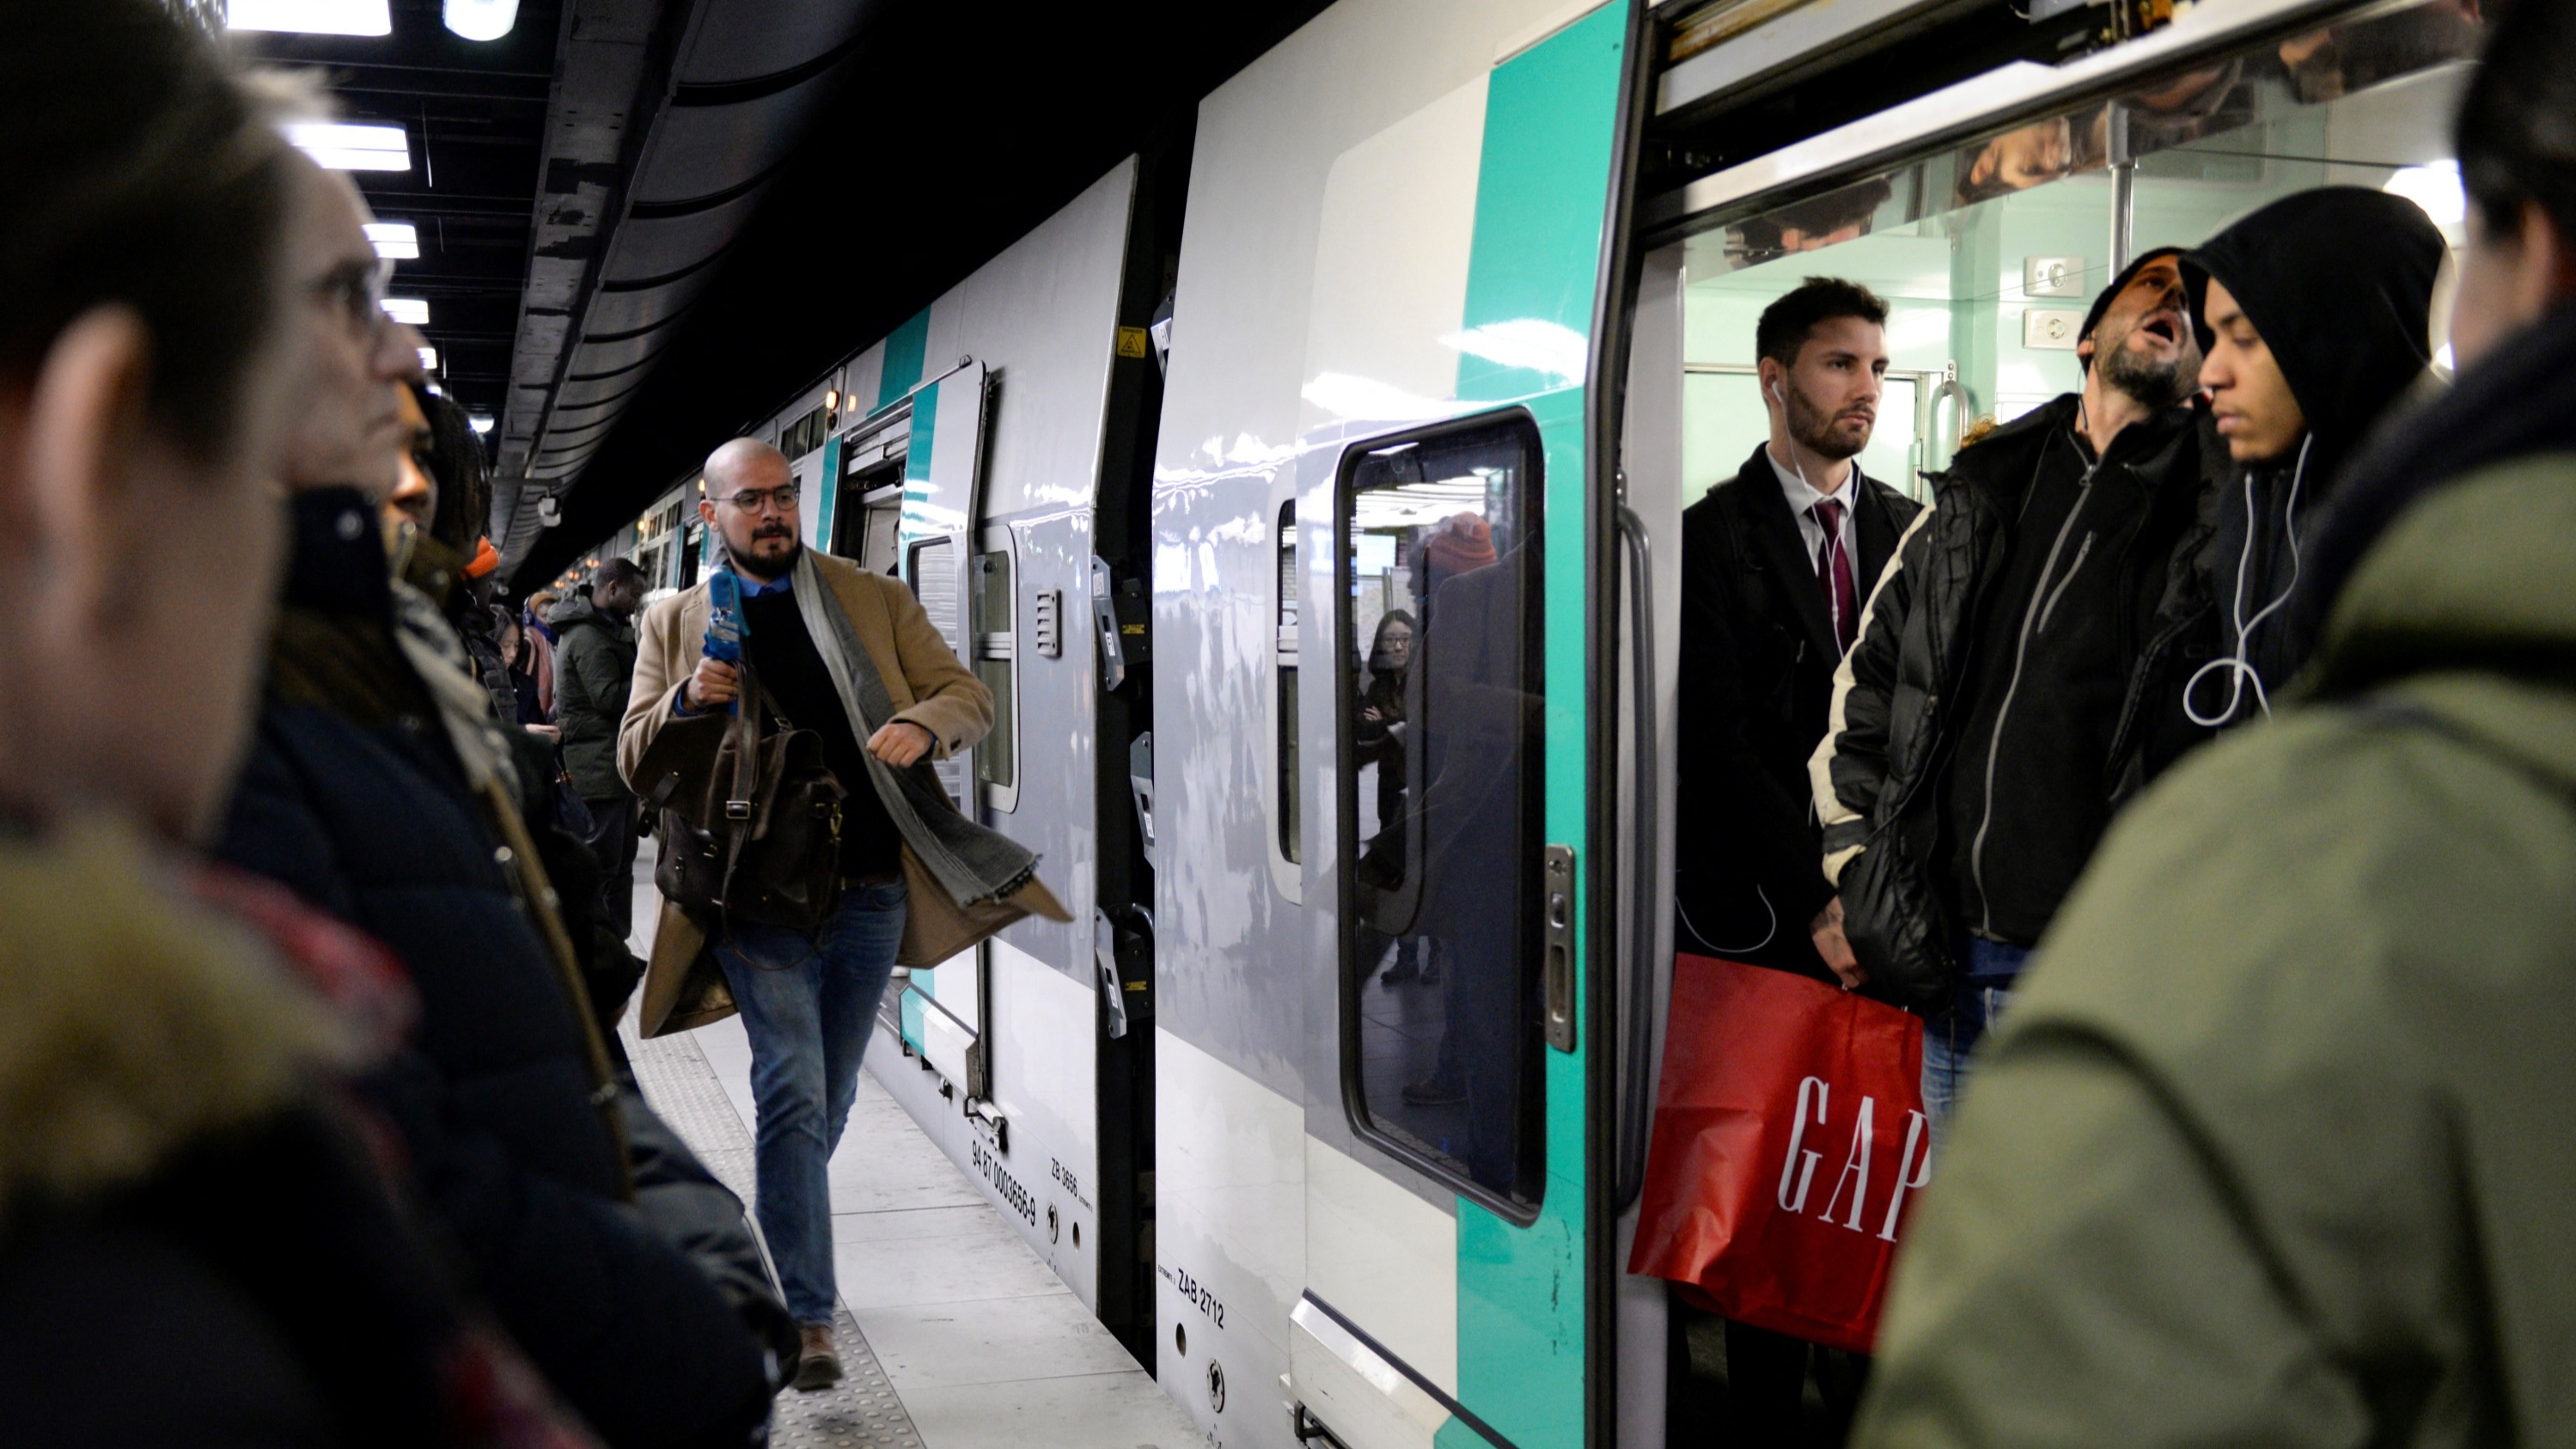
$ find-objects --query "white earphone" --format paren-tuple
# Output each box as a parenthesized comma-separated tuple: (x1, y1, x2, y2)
(2185, 433, 2315, 728)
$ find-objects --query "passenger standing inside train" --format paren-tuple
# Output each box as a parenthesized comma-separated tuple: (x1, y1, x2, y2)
(554, 558, 647, 943)
(2179, 186, 2445, 727)
(621, 437, 1065, 1391)
(1853, 4, 2576, 1437)
(1809, 249, 2207, 1133)
(1673, 277, 1920, 1446)
(216, 155, 783, 1447)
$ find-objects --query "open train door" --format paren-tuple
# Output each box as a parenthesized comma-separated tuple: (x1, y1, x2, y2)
(891, 359, 995, 1097)
(1286, 3, 1651, 1447)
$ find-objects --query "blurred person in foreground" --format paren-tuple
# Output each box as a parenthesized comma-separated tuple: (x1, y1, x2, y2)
(1852, 3, 2576, 1440)
(0, 3, 598, 1441)
(212, 134, 788, 1445)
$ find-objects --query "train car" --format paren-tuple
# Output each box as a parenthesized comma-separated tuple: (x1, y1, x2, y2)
(601, 0, 2478, 1442)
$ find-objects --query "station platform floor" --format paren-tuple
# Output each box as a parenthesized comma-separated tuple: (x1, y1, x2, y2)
(620, 848, 1202, 1449)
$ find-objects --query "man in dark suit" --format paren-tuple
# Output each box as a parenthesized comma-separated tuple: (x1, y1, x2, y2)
(1670, 277, 1920, 1449)
(1677, 278, 1920, 986)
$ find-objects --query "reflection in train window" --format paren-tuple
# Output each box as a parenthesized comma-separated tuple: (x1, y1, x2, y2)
(1277, 500, 1299, 866)
(1338, 411, 1544, 1216)
(1681, 0, 2476, 480)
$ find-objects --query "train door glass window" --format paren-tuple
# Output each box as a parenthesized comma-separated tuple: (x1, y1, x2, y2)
(1338, 412, 1544, 1215)
(838, 457, 906, 577)
(680, 522, 703, 589)
(972, 541, 1016, 800)
(909, 535, 973, 811)
(1276, 500, 1299, 865)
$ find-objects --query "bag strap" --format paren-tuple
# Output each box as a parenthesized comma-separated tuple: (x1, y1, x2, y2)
(712, 669, 766, 936)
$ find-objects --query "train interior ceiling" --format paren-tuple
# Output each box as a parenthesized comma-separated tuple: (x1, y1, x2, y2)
(1649, 0, 2474, 500)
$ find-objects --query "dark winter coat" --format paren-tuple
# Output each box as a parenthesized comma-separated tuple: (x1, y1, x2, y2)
(1810, 396, 2206, 1011)
(552, 593, 638, 801)
(1676, 448, 1916, 978)
(217, 490, 774, 1449)
(0, 819, 590, 1449)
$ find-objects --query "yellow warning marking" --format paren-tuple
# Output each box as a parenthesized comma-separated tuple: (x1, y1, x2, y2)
(1114, 326, 1151, 359)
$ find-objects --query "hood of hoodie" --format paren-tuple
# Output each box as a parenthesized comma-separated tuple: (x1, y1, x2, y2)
(2184, 186, 2446, 481)
(0, 819, 353, 1230)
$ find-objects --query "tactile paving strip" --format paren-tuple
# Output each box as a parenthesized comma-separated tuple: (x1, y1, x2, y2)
(625, 1020, 927, 1449)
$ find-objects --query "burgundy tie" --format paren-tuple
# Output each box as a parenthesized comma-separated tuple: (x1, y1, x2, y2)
(1812, 498, 1858, 655)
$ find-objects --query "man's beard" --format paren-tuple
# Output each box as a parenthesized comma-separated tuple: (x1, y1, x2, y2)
(2098, 325, 2194, 410)
(733, 526, 802, 577)
(1785, 378, 1871, 462)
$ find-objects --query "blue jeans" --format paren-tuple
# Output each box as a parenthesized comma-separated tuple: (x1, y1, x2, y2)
(712, 878, 907, 1324)
(1921, 940, 2027, 1151)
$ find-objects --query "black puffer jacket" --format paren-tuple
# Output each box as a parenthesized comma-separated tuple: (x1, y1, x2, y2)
(217, 490, 777, 1448)
(1811, 397, 2207, 1011)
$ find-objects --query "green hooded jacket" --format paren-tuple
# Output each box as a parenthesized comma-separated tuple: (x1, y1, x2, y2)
(1852, 454, 2576, 1446)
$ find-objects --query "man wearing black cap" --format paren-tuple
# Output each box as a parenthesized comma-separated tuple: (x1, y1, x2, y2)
(2178, 187, 2446, 728)
(1809, 249, 2207, 1129)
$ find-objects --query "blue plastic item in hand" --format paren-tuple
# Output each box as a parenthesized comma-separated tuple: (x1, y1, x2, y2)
(704, 571, 747, 714)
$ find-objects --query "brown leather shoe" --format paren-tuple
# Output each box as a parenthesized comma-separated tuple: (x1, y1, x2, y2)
(794, 1322, 843, 1391)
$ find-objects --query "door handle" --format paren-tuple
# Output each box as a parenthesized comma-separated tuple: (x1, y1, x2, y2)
(1542, 844, 1576, 1053)
(1095, 907, 1129, 1040)
(1090, 556, 1126, 692)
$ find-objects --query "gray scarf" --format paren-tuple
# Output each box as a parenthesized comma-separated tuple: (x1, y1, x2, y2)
(764, 546, 1041, 907)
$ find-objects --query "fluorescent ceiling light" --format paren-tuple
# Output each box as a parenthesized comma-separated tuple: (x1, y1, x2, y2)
(285, 121, 410, 173)
(366, 222, 419, 260)
(417, 345, 439, 371)
(382, 297, 430, 326)
(227, 0, 390, 35)
(443, 0, 519, 41)
(467, 413, 496, 436)
(2384, 161, 2465, 230)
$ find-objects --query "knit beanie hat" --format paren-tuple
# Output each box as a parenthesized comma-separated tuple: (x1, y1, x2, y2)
(2078, 246, 2187, 371)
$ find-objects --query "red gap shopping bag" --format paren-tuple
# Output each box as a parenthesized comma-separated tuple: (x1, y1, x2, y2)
(1627, 953, 1930, 1353)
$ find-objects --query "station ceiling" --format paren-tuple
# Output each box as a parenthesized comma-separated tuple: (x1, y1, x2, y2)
(231, 0, 1330, 593)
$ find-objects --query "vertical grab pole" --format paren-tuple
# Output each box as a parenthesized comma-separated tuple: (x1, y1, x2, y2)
(1614, 502, 1657, 1210)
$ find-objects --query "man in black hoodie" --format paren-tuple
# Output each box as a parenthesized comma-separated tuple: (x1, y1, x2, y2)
(1810, 249, 2207, 1131)
(2180, 187, 2445, 727)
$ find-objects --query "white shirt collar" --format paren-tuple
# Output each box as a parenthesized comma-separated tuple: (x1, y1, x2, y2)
(1766, 447, 1863, 559)
(1765, 446, 1856, 514)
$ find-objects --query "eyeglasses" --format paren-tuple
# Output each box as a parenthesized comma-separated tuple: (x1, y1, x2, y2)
(715, 485, 800, 515)
(309, 257, 393, 337)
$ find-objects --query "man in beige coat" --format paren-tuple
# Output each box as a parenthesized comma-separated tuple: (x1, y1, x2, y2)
(620, 437, 998, 1391)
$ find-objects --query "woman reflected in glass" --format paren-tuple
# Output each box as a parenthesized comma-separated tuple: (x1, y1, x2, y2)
(1356, 609, 1427, 985)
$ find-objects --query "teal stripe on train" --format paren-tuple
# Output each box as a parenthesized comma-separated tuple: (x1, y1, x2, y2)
(879, 308, 931, 409)
(1448, 5, 1625, 1448)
